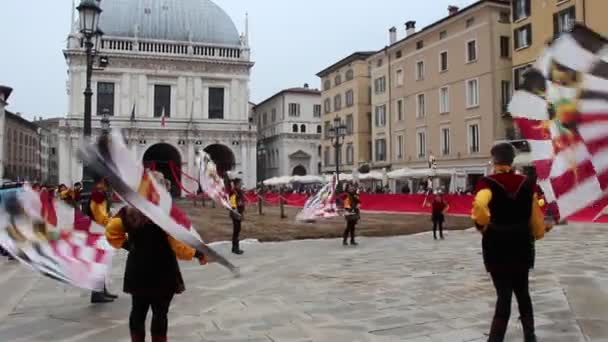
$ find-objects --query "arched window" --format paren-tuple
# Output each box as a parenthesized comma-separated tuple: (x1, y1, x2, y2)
(292, 124, 298, 133)
(317, 125, 322, 134)
(324, 80, 331, 90)
(300, 124, 306, 133)
(335, 74, 342, 86)
(345, 69, 354, 81)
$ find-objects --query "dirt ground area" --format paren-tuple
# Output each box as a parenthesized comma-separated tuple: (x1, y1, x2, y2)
(177, 200, 473, 243)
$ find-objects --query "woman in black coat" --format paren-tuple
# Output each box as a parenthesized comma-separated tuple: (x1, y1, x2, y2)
(106, 207, 207, 342)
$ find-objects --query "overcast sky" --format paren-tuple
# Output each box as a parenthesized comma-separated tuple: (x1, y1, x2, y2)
(0, 0, 478, 120)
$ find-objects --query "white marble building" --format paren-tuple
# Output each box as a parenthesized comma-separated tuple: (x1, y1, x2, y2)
(253, 86, 322, 181)
(59, 0, 256, 192)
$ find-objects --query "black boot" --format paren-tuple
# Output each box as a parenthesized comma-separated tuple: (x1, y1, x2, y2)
(350, 240, 358, 246)
(521, 316, 537, 342)
(90, 291, 114, 304)
(232, 242, 244, 255)
(487, 318, 508, 342)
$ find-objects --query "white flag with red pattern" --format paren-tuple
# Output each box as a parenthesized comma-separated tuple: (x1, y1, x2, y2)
(0, 187, 113, 290)
(508, 25, 608, 219)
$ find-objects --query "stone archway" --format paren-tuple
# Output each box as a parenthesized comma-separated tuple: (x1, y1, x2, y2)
(143, 143, 182, 197)
(204, 144, 236, 177)
(292, 165, 307, 176)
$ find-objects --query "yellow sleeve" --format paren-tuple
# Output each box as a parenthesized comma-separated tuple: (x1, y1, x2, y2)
(105, 217, 127, 249)
(60, 190, 70, 200)
(230, 194, 237, 209)
(90, 200, 110, 225)
(471, 189, 492, 228)
(167, 235, 196, 261)
(530, 193, 545, 241)
(344, 196, 352, 209)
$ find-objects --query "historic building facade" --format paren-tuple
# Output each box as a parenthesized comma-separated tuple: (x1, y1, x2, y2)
(1, 111, 41, 183)
(60, 0, 256, 192)
(369, 0, 512, 189)
(253, 86, 322, 181)
(317, 52, 376, 174)
(0, 85, 12, 183)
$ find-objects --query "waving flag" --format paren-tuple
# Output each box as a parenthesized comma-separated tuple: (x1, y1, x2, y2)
(509, 25, 608, 219)
(0, 187, 113, 291)
(296, 174, 339, 222)
(79, 131, 239, 275)
(195, 150, 234, 212)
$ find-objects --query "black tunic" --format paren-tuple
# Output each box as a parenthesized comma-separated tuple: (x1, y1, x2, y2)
(481, 176, 535, 273)
(120, 210, 186, 296)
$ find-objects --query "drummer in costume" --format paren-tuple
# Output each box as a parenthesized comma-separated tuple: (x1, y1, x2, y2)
(87, 176, 118, 303)
(229, 178, 246, 255)
(106, 206, 208, 342)
(429, 190, 449, 240)
(343, 182, 361, 246)
(472, 143, 550, 342)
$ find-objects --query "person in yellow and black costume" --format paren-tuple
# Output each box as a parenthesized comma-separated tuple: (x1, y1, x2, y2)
(472, 143, 550, 342)
(106, 206, 208, 342)
(229, 178, 246, 255)
(343, 183, 361, 246)
(87, 176, 118, 303)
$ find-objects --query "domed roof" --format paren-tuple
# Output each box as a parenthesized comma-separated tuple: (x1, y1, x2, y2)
(98, 0, 241, 46)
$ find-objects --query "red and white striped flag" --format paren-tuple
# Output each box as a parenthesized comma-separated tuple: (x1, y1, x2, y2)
(509, 25, 608, 219)
(296, 174, 339, 222)
(0, 187, 113, 290)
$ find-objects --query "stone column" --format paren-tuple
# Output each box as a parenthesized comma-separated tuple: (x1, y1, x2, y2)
(57, 131, 71, 185)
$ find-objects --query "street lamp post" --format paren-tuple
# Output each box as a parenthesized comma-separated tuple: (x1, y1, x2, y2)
(77, 0, 103, 194)
(329, 116, 347, 188)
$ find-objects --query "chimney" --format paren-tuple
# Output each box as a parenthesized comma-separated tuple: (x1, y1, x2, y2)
(303, 83, 309, 89)
(405, 21, 416, 36)
(448, 5, 459, 16)
(389, 26, 397, 45)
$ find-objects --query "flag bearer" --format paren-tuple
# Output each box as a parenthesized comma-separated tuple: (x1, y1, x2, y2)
(472, 143, 550, 342)
(343, 182, 361, 246)
(229, 178, 246, 255)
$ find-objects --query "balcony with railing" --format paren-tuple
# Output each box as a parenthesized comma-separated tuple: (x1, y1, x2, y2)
(79, 36, 244, 61)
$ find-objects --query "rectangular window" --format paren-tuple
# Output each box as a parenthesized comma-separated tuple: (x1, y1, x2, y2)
(154, 85, 171, 117)
(440, 51, 448, 72)
(346, 114, 354, 135)
(289, 103, 301, 117)
(396, 69, 404, 86)
(513, 0, 530, 21)
(439, 30, 447, 40)
(345, 90, 354, 107)
(467, 40, 477, 62)
(466, 18, 475, 28)
(324, 98, 331, 113)
(324, 146, 330, 166)
(501, 80, 512, 113)
(469, 123, 480, 153)
(324, 121, 331, 139)
(416, 61, 424, 80)
(262, 113, 268, 126)
(441, 127, 450, 156)
(499, 11, 510, 23)
(397, 99, 404, 121)
(346, 144, 354, 165)
(554, 6, 576, 37)
(333, 95, 342, 111)
(500, 36, 510, 58)
(397, 135, 404, 159)
(208, 87, 224, 119)
(271, 108, 277, 121)
(313, 104, 321, 117)
(368, 141, 373, 161)
(417, 131, 426, 158)
(96, 82, 115, 116)
(375, 139, 387, 162)
(417, 93, 426, 118)
(514, 64, 532, 90)
(416, 40, 424, 50)
(377, 58, 383, 67)
(466, 79, 479, 108)
(375, 105, 386, 127)
(374, 77, 386, 94)
(395, 50, 402, 59)
(439, 87, 449, 114)
(367, 112, 372, 131)
(514, 24, 532, 49)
